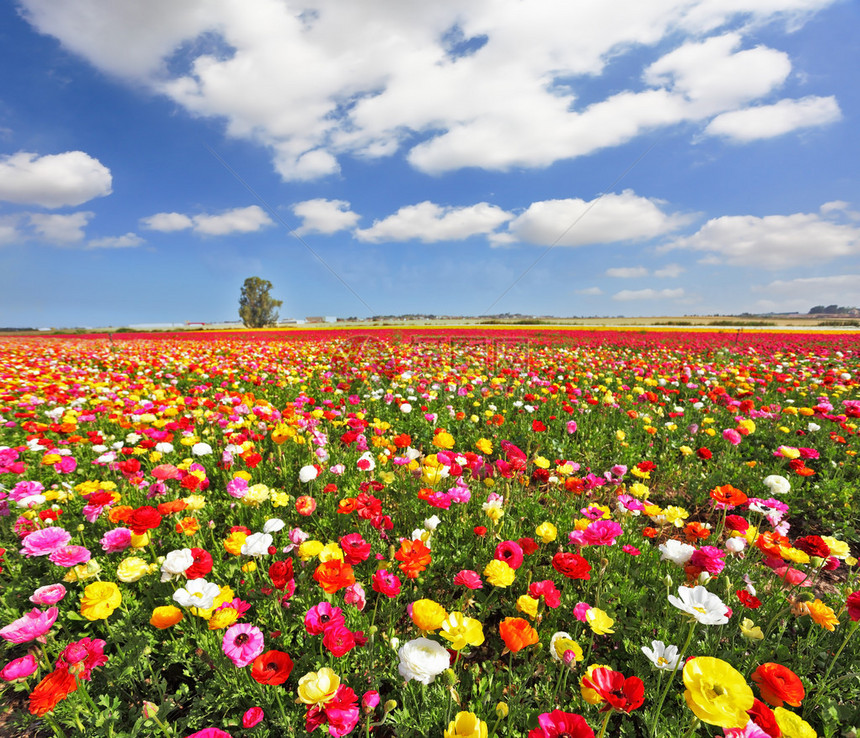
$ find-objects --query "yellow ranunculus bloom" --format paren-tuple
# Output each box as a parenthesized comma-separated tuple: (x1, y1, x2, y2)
(774, 707, 817, 738)
(516, 595, 539, 619)
(207, 607, 239, 630)
(432, 431, 455, 450)
(116, 556, 152, 583)
(483, 559, 515, 587)
(533, 455, 550, 469)
(297, 668, 340, 705)
(80, 581, 122, 621)
(535, 521, 557, 544)
(475, 438, 493, 455)
(223, 530, 248, 555)
(585, 608, 614, 635)
(739, 618, 764, 640)
(550, 632, 583, 663)
(63, 559, 102, 582)
(439, 612, 485, 651)
(444, 711, 488, 738)
(318, 542, 345, 563)
(411, 599, 448, 632)
(683, 657, 754, 728)
(298, 540, 324, 561)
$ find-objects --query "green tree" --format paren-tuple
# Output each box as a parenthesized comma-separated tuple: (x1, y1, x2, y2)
(238, 276, 282, 328)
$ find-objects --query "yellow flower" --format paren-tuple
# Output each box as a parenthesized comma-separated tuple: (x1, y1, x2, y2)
(439, 612, 485, 651)
(585, 608, 614, 635)
(80, 581, 122, 621)
(223, 530, 248, 555)
(550, 632, 582, 663)
(805, 599, 839, 631)
(195, 585, 234, 620)
(116, 556, 152, 583)
(297, 668, 340, 705)
(319, 542, 345, 563)
(475, 438, 493, 455)
(411, 599, 448, 632)
(444, 711, 488, 738)
(432, 431, 455, 450)
(483, 501, 504, 524)
(535, 522, 557, 543)
(774, 707, 817, 738)
(63, 559, 102, 582)
(298, 540, 324, 561)
(130, 532, 151, 548)
(615, 430, 626, 441)
(778, 446, 801, 460)
(737, 418, 756, 435)
(629, 482, 650, 499)
(271, 491, 291, 507)
(683, 656, 754, 728)
(483, 559, 515, 587)
(516, 595, 539, 619)
(207, 607, 239, 630)
(679, 446, 693, 456)
(820, 536, 849, 559)
(739, 618, 764, 640)
(782, 547, 810, 565)
(663, 506, 690, 527)
(182, 494, 206, 511)
(533, 456, 550, 469)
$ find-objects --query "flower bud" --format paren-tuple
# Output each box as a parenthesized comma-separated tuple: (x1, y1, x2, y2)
(495, 702, 509, 719)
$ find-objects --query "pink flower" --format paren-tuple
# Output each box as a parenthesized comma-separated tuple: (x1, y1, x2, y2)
(20, 527, 71, 557)
(49, 545, 92, 568)
(100, 528, 132, 554)
(30, 584, 67, 606)
(185, 730, 233, 738)
(55, 456, 77, 474)
(689, 546, 727, 575)
(343, 583, 367, 611)
(361, 690, 380, 713)
(222, 624, 264, 668)
(0, 608, 59, 644)
(339, 533, 371, 565)
(242, 707, 264, 729)
(529, 580, 561, 608)
(847, 591, 860, 622)
(582, 520, 624, 546)
(371, 569, 402, 598)
(304, 603, 345, 635)
(453, 570, 483, 589)
(151, 464, 181, 481)
(322, 624, 356, 657)
(225, 478, 248, 499)
(566, 421, 578, 434)
(622, 545, 641, 556)
(1, 653, 39, 682)
(494, 541, 524, 570)
(56, 637, 108, 680)
(722, 429, 743, 446)
(573, 602, 592, 622)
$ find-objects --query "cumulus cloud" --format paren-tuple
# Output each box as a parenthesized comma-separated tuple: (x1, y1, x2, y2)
(87, 233, 145, 249)
(499, 190, 690, 247)
(28, 212, 93, 243)
(18, 0, 840, 179)
(0, 151, 112, 208)
(606, 266, 649, 278)
(653, 263, 685, 278)
(663, 209, 860, 268)
(140, 205, 272, 236)
(613, 288, 686, 301)
(752, 274, 860, 313)
(354, 201, 512, 243)
(292, 199, 359, 235)
(705, 95, 841, 141)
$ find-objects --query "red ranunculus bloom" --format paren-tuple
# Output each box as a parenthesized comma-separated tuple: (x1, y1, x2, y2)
(185, 548, 213, 580)
(793, 535, 830, 559)
(250, 650, 293, 685)
(126, 506, 163, 535)
(751, 663, 805, 708)
(581, 667, 645, 713)
(29, 667, 78, 716)
(552, 552, 591, 580)
(528, 710, 594, 738)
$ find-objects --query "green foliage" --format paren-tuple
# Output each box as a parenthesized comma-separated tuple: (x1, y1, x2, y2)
(238, 276, 282, 328)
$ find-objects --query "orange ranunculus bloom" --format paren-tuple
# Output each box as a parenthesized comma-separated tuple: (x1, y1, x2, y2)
(498, 617, 538, 653)
(150, 605, 184, 629)
(709, 485, 748, 508)
(754, 531, 790, 559)
(337, 498, 358, 514)
(805, 599, 839, 631)
(684, 522, 711, 543)
(158, 499, 189, 516)
(108, 505, 133, 524)
(751, 663, 805, 708)
(394, 539, 432, 580)
(313, 560, 356, 594)
(175, 517, 199, 535)
(29, 668, 78, 716)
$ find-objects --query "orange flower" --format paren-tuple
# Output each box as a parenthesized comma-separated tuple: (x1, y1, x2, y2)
(337, 498, 358, 514)
(394, 539, 432, 580)
(805, 599, 839, 631)
(175, 517, 199, 536)
(684, 522, 711, 543)
(754, 531, 789, 559)
(498, 617, 538, 653)
(150, 605, 184, 629)
(108, 505, 133, 524)
(29, 668, 78, 716)
(158, 499, 189, 516)
(312, 560, 356, 594)
(751, 663, 805, 708)
(709, 485, 748, 508)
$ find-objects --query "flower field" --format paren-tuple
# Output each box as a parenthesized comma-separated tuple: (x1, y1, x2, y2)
(1, 329, 858, 738)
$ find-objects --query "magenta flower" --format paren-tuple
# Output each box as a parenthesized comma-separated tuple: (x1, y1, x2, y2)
(573, 602, 592, 622)
(494, 540, 524, 570)
(242, 707, 264, 729)
(185, 730, 234, 738)
(48, 545, 92, 568)
(304, 602, 345, 635)
(56, 637, 108, 680)
(582, 520, 624, 546)
(689, 545, 727, 575)
(1, 653, 39, 682)
(30, 584, 67, 606)
(722, 429, 743, 445)
(100, 528, 132, 554)
(222, 624, 264, 668)
(20, 527, 71, 557)
(0, 607, 59, 644)
(453, 570, 483, 589)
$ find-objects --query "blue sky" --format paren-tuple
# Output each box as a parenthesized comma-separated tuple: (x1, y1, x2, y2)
(1, 0, 859, 327)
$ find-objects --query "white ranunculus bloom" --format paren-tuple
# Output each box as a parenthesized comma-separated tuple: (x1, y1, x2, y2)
(191, 442, 213, 456)
(173, 579, 220, 609)
(263, 517, 286, 534)
(806, 422, 821, 432)
(762, 474, 790, 495)
(668, 585, 729, 625)
(298, 465, 318, 483)
(160, 548, 194, 582)
(641, 640, 681, 671)
(155, 442, 174, 454)
(397, 638, 450, 684)
(424, 515, 441, 531)
(725, 537, 747, 554)
(399, 403, 412, 414)
(658, 539, 696, 566)
(241, 532, 273, 557)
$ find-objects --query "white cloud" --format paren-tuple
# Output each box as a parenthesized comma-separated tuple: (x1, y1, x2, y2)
(654, 263, 685, 278)
(141, 212, 194, 232)
(664, 209, 860, 268)
(0, 215, 23, 245)
(0, 151, 112, 208)
(606, 266, 649, 278)
(292, 199, 359, 235)
(500, 190, 690, 247)
(705, 95, 841, 141)
(28, 212, 93, 243)
(753, 274, 860, 312)
(613, 288, 686, 301)
(18, 1, 840, 179)
(140, 205, 272, 236)
(354, 201, 512, 243)
(87, 233, 145, 249)
(820, 200, 860, 219)
(575, 286, 604, 296)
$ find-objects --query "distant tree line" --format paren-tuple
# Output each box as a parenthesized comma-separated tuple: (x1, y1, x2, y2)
(809, 305, 860, 315)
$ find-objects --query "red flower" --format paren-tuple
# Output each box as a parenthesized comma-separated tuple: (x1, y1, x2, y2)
(339, 533, 371, 566)
(473, 526, 487, 537)
(322, 624, 356, 657)
(528, 710, 594, 738)
(793, 535, 830, 559)
(581, 667, 645, 713)
(736, 589, 762, 609)
(250, 650, 293, 685)
(29, 668, 78, 716)
(752, 663, 805, 708)
(518, 537, 539, 555)
(532, 420, 547, 432)
(696, 447, 712, 460)
(847, 591, 860, 621)
(552, 552, 591, 580)
(185, 548, 213, 580)
(268, 559, 294, 591)
(126, 506, 163, 535)
(747, 699, 780, 738)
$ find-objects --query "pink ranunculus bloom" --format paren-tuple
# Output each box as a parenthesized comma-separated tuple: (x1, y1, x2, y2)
(568, 530, 587, 546)
(1, 653, 39, 682)
(495, 540, 524, 570)
(582, 519, 624, 547)
(724, 721, 771, 738)
(361, 690, 380, 713)
(688, 546, 727, 576)
(453, 570, 483, 589)
(371, 569, 402, 598)
(343, 583, 367, 611)
(9, 481, 44, 502)
(242, 707, 264, 729)
(304, 602, 345, 635)
(222, 624, 264, 668)
(20, 527, 72, 557)
(151, 464, 181, 481)
(185, 729, 234, 738)
(49, 545, 92, 568)
(573, 602, 593, 622)
(323, 624, 356, 657)
(101, 527, 133, 554)
(847, 591, 860, 622)
(55, 456, 77, 474)
(56, 637, 108, 680)
(722, 429, 743, 445)
(566, 420, 577, 434)
(30, 584, 67, 606)
(0, 607, 59, 644)
(225, 478, 248, 499)
(771, 565, 812, 587)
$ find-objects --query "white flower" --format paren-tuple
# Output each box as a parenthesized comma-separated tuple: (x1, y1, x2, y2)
(399, 403, 412, 414)
(173, 578, 221, 609)
(397, 638, 450, 684)
(424, 515, 441, 531)
(641, 640, 681, 671)
(160, 548, 194, 582)
(762, 474, 790, 495)
(807, 422, 820, 432)
(155, 442, 174, 454)
(668, 585, 729, 625)
(299, 465, 319, 483)
(241, 532, 273, 557)
(658, 539, 696, 566)
(725, 537, 746, 554)
(263, 518, 286, 534)
(191, 442, 212, 456)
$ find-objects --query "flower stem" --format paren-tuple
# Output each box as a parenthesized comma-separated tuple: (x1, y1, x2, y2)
(596, 710, 612, 738)
(650, 620, 696, 738)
